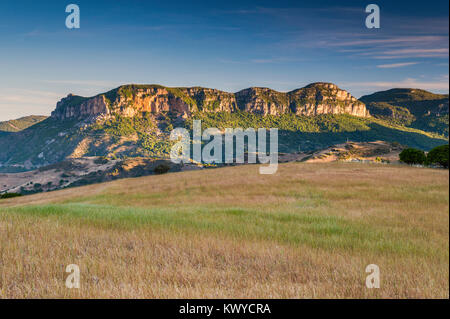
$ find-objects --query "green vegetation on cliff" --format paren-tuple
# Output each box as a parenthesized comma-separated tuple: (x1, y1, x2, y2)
(90, 113, 174, 157)
(186, 111, 447, 152)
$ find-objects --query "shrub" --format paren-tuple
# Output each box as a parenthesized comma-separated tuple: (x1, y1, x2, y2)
(0, 193, 22, 199)
(154, 163, 171, 175)
(399, 148, 426, 165)
(94, 156, 109, 164)
(427, 144, 449, 168)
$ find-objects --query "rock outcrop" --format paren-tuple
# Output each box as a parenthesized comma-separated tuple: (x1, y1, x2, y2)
(52, 94, 110, 120)
(235, 88, 290, 115)
(182, 87, 238, 113)
(288, 83, 369, 117)
(51, 82, 370, 120)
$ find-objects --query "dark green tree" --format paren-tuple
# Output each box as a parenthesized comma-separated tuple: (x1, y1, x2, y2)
(399, 148, 426, 165)
(427, 144, 449, 168)
(0, 193, 22, 199)
(154, 163, 171, 174)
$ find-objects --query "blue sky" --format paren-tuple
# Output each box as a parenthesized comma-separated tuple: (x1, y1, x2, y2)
(0, 0, 448, 121)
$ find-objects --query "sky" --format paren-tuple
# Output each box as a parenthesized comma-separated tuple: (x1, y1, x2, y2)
(0, 0, 448, 121)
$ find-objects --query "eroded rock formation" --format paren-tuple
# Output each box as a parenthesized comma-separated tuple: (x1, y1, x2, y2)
(51, 82, 369, 120)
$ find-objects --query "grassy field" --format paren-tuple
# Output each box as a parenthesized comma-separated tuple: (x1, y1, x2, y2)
(0, 162, 448, 298)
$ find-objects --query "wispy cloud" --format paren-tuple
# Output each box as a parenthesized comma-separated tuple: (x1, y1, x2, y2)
(376, 62, 418, 69)
(322, 35, 446, 47)
(373, 48, 449, 59)
(344, 77, 449, 92)
(312, 35, 449, 59)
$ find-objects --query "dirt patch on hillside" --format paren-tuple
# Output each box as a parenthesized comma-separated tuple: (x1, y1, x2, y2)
(0, 157, 181, 195)
(302, 141, 405, 164)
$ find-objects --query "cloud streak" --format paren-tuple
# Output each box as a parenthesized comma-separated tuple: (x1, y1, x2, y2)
(344, 78, 449, 93)
(376, 62, 418, 69)
(373, 48, 449, 59)
(323, 36, 446, 47)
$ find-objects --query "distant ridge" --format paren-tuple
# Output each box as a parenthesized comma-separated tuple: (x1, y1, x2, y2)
(0, 115, 47, 132)
(360, 88, 449, 136)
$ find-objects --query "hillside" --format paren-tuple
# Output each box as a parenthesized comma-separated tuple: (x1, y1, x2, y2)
(360, 88, 449, 136)
(0, 162, 448, 298)
(0, 115, 47, 132)
(0, 83, 447, 172)
(0, 157, 182, 194)
(0, 141, 409, 195)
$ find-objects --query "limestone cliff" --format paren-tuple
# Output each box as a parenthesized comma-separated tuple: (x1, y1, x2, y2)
(52, 94, 110, 120)
(51, 82, 369, 120)
(288, 83, 369, 117)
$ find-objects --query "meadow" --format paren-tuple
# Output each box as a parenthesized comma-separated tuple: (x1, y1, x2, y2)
(0, 162, 448, 298)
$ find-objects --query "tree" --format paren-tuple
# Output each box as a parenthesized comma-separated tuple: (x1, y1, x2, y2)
(154, 163, 171, 175)
(0, 193, 22, 199)
(427, 144, 449, 168)
(399, 148, 426, 165)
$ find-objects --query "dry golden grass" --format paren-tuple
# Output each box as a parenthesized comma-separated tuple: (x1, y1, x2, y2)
(0, 162, 448, 298)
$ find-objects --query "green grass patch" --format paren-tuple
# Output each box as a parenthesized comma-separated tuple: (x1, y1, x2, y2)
(1, 202, 437, 258)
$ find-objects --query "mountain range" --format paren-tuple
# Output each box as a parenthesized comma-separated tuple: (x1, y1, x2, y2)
(51, 82, 369, 120)
(0, 82, 447, 173)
